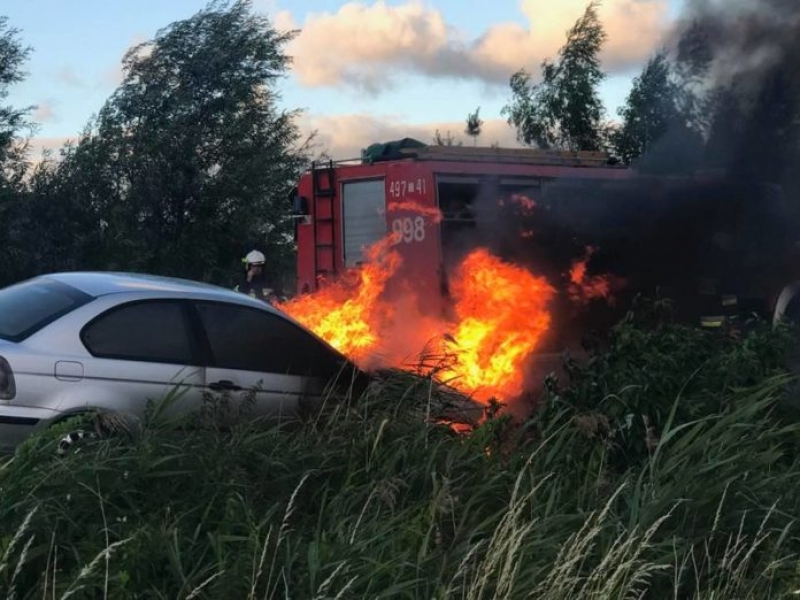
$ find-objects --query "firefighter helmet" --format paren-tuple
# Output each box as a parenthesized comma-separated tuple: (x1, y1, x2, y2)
(244, 250, 265, 265)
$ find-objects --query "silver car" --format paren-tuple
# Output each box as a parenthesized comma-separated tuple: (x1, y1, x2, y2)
(0, 272, 363, 450)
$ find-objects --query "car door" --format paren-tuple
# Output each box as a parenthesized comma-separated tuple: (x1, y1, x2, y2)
(78, 300, 206, 422)
(191, 301, 347, 422)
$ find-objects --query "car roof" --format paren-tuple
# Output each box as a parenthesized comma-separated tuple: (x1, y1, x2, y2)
(42, 271, 253, 303)
(29, 271, 361, 372)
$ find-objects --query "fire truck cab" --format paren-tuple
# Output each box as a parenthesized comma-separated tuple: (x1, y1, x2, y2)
(292, 139, 800, 349)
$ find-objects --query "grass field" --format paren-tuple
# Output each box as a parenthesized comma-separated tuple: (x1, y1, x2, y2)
(1, 310, 799, 598)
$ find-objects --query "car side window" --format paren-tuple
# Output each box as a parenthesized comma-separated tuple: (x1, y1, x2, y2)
(82, 301, 196, 364)
(194, 302, 345, 378)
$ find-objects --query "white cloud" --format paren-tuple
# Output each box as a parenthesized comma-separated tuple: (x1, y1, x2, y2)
(280, 0, 671, 93)
(273, 8, 297, 34)
(298, 113, 523, 160)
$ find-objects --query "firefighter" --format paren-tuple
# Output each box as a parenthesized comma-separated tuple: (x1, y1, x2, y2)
(234, 249, 281, 304)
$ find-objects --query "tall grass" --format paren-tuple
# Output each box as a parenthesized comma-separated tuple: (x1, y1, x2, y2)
(0, 315, 799, 598)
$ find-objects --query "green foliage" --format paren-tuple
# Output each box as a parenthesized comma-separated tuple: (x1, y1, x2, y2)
(0, 16, 34, 286)
(0, 15, 31, 200)
(0, 3, 313, 289)
(502, 1, 607, 151)
(464, 107, 483, 146)
(545, 308, 794, 468)
(611, 51, 702, 166)
(0, 1, 310, 289)
(1, 317, 800, 597)
(1, 156, 100, 283)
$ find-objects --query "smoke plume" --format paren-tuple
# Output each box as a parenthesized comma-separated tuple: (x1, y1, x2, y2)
(437, 0, 800, 350)
(671, 0, 800, 187)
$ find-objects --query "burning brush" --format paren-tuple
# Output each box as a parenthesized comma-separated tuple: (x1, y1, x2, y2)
(281, 238, 556, 413)
(568, 246, 626, 306)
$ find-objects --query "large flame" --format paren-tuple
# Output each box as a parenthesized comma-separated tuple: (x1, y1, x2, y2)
(276, 235, 401, 364)
(280, 238, 555, 405)
(438, 249, 555, 402)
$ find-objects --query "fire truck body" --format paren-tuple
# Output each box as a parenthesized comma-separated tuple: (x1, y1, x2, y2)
(293, 142, 800, 349)
(295, 145, 627, 303)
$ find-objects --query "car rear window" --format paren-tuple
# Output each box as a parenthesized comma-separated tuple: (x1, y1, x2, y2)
(0, 278, 93, 342)
(82, 301, 197, 364)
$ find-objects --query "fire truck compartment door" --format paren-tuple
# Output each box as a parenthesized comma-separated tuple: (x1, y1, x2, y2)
(342, 179, 386, 267)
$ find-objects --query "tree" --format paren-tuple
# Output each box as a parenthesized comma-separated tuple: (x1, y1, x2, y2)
(0, 16, 31, 201)
(612, 52, 696, 164)
(53, 0, 308, 285)
(0, 17, 35, 286)
(433, 129, 461, 146)
(464, 107, 483, 146)
(502, 1, 607, 151)
(0, 154, 99, 284)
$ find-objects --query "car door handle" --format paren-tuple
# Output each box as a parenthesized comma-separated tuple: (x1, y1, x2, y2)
(208, 380, 243, 392)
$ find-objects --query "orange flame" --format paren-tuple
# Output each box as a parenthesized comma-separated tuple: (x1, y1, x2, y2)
(281, 239, 555, 405)
(499, 194, 537, 215)
(568, 246, 625, 305)
(438, 249, 555, 403)
(276, 235, 401, 364)
(387, 201, 443, 223)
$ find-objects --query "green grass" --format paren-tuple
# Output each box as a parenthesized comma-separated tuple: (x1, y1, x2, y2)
(1, 313, 800, 598)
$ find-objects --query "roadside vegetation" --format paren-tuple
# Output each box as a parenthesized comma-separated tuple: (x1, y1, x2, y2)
(0, 1, 799, 598)
(1, 308, 799, 598)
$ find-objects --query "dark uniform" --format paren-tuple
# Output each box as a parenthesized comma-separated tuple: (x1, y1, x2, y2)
(235, 276, 279, 303)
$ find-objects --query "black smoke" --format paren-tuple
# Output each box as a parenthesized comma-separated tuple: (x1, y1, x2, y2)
(432, 0, 800, 362)
(670, 0, 800, 187)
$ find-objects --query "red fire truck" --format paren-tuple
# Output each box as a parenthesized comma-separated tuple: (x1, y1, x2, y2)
(292, 139, 800, 350)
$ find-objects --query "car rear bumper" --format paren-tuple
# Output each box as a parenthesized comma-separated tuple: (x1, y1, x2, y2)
(0, 404, 58, 451)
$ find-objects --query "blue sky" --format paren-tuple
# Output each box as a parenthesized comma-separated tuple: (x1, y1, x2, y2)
(4, 0, 685, 158)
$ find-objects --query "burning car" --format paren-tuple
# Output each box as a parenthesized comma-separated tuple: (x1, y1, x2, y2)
(280, 141, 800, 410)
(0, 271, 365, 451)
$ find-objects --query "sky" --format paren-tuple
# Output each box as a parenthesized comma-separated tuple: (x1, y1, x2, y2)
(3, 0, 686, 161)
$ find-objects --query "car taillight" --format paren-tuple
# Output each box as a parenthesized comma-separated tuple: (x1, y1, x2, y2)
(0, 357, 16, 400)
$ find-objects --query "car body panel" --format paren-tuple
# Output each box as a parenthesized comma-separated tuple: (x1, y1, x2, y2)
(0, 405, 59, 449)
(204, 366, 305, 421)
(60, 359, 206, 420)
(0, 272, 362, 451)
